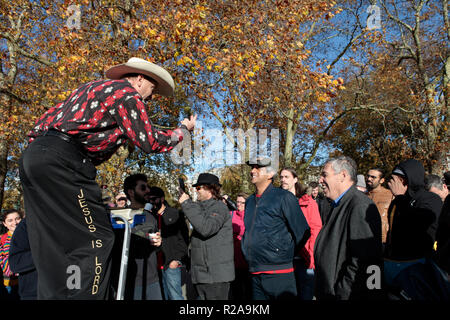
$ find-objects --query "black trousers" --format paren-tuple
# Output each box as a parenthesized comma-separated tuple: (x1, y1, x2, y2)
(229, 269, 252, 300)
(195, 282, 230, 300)
(251, 272, 297, 300)
(19, 135, 115, 299)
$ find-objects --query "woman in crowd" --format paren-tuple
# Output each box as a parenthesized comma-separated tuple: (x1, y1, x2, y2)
(280, 168, 322, 300)
(229, 192, 251, 300)
(0, 209, 23, 300)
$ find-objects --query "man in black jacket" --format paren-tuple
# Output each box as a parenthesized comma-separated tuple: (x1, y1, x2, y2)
(384, 159, 443, 286)
(119, 173, 162, 300)
(9, 219, 37, 300)
(314, 156, 383, 300)
(241, 158, 310, 300)
(147, 186, 188, 300)
(385, 159, 442, 261)
(435, 194, 450, 275)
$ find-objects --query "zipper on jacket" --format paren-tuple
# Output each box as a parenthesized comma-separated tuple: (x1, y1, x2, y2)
(247, 198, 259, 267)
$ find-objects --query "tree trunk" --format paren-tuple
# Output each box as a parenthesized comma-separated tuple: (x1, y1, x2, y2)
(284, 108, 295, 168)
(0, 142, 8, 208)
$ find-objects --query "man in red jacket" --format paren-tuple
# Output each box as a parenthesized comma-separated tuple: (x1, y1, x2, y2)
(280, 167, 322, 300)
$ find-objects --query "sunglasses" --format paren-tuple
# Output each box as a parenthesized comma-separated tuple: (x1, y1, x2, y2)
(195, 186, 203, 191)
(116, 197, 127, 202)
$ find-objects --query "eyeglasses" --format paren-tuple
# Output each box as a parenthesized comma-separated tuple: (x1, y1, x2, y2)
(116, 197, 127, 202)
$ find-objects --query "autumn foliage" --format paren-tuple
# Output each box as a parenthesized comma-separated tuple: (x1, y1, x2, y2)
(0, 0, 448, 208)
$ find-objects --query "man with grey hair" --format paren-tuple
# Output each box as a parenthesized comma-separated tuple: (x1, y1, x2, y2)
(425, 174, 449, 202)
(314, 156, 383, 300)
(241, 158, 310, 300)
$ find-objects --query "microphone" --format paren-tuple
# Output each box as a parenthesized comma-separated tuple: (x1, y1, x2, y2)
(143, 203, 153, 213)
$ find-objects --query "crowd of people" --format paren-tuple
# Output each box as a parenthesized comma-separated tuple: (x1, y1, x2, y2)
(0, 57, 449, 300)
(1, 156, 449, 300)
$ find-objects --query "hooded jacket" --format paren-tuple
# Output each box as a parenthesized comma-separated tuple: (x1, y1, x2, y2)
(385, 159, 443, 260)
(298, 194, 322, 269)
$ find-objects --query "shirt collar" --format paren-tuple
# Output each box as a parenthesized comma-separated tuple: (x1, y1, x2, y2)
(332, 186, 352, 207)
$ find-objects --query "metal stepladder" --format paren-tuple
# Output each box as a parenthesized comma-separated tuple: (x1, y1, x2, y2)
(109, 207, 146, 300)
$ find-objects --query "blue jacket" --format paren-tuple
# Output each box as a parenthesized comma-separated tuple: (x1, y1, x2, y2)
(241, 184, 310, 273)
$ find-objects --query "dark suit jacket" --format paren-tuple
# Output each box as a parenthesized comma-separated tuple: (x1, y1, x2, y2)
(314, 185, 383, 300)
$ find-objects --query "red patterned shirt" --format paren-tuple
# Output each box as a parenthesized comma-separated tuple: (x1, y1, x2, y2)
(29, 79, 186, 165)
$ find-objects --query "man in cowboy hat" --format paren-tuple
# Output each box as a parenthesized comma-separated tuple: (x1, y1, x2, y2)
(178, 173, 235, 300)
(19, 57, 196, 300)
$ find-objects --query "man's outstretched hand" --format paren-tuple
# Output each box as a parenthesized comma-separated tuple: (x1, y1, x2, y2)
(181, 114, 197, 131)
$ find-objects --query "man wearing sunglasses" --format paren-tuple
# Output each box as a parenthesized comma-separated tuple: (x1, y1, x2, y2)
(178, 173, 234, 300)
(120, 173, 162, 300)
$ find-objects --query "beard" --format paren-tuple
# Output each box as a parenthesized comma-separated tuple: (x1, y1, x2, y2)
(148, 197, 163, 212)
(134, 192, 149, 206)
(367, 182, 378, 190)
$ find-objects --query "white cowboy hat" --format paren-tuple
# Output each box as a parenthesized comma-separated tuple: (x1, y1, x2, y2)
(105, 57, 175, 97)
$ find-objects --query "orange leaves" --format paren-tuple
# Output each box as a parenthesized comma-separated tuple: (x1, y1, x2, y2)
(205, 56, 217, 70)
(176, 56, 193, 66)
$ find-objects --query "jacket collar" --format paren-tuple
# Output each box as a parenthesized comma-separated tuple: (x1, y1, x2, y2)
(256, 183, 274, 198)
(332, 185, 355, 207)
